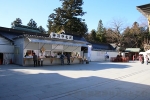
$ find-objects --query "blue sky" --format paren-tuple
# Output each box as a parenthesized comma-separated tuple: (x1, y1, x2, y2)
(0, 0, 149, 32)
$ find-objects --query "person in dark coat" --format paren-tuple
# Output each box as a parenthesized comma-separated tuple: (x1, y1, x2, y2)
(60, 53, 64, 65)
(66, 53, 71, 65)
(141, 55, 144, 64)
(33, 53, 38, 67)
(145, 55, 149, 65)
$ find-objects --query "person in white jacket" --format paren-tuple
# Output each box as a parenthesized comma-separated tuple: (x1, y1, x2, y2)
(104, 52, 109, 61)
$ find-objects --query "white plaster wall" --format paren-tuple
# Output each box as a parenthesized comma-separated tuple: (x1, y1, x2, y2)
(0, 45, 14, 53)
(90, 51, 118, 61)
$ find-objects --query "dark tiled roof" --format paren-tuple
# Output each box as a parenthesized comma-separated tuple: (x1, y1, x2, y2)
(91, 43, 116, 50)
(65, 32, 87, 42)
(0, 31, 17, 41)
(0, 27, 88, 43)
(137, 3, 150, 16)
(13, 26, 41, 33)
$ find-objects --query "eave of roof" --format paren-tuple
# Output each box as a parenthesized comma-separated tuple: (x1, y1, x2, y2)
(0, 27, 89, 43)
(0, 26, 48, 36)
(137, 3, 150, 17)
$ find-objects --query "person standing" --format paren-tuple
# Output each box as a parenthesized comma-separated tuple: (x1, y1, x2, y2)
(139, 55, 142, 64)
(40, 54, 45, 66)
(66, 53, 71, 65)
(141, 55, 144, 64)
(60, 53, 64, 65)
(33, 53, 38, 67)
(104, 52, 109, 61)
(133, 55, 135, 61)
(145, 55, 149, 65)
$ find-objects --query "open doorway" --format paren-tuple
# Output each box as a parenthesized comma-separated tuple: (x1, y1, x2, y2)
(0, 53, 3, 65)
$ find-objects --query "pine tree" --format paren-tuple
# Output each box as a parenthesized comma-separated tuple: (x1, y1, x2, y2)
(27, 19, 37, 28)
(96, 20, 106, 42)
(97, 20, 104, 34)
(47, 0, 88, 36)
(11, 18, 22, 27)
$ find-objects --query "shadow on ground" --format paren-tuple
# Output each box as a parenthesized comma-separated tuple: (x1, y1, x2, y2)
(0, 65, 150, 100)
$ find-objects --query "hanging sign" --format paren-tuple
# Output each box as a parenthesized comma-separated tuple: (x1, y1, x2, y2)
(50, 32, 73, 40)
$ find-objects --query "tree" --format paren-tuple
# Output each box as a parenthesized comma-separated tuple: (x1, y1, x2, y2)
(11, 18, 22, 27)
(84, 29, 97, 42)
(96, 20, 106, 42)
(108, 18, 127, 44)
(121, 22, 148, 49)
(38, 26, 46, 34)
(91, 29, 97, 42)
(104, 28, 117, 43)
(110, 18, 126, 34)
(47, 0, 87, 36)
(97, 20, 104, 34)
(121, 27, 131, 47)
(129, 22, 142, 48)
(27, 19, 37, 28)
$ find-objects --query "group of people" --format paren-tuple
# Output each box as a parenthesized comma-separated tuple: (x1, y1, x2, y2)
(60, 53, 71, 65)
(32, 53, 71, 67)
(33, 53, 44, 67)
(139, 54, 149, 65)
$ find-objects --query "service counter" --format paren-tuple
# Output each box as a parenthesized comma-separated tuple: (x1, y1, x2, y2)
(23, 57, 83, 66)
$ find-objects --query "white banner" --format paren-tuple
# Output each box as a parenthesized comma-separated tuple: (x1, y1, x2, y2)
(50, 33, 73, 40)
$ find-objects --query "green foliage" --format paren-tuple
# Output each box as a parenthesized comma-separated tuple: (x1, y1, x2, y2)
(121, 21, 148, 48)
(11, 18, 22, 27)
(91, 29, 96, 40)
(97, 20, 104, 34)
(86, 19, 148, 50)
(27, 19, 37, 28)
(96, 20, 106, 42)
(47, 0, 87, 36)
(84, 29, 96, 43)
(38, 26, 46, 34)
(96, 34, 106, 42)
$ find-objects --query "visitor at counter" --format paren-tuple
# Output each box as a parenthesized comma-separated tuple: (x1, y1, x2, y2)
(33, 53, 38, 67)
(40, 54, 45, 66)
(24, 52, 28, 57)
(60, 53, 65, 65)
(66, 53, 71, 65)
(57, 53, 60, 58)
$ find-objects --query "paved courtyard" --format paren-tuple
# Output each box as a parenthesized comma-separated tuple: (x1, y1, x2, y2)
(0, 61, 150, 100)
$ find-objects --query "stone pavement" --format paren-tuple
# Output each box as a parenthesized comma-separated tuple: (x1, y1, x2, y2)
(0, 61, 150, 100)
